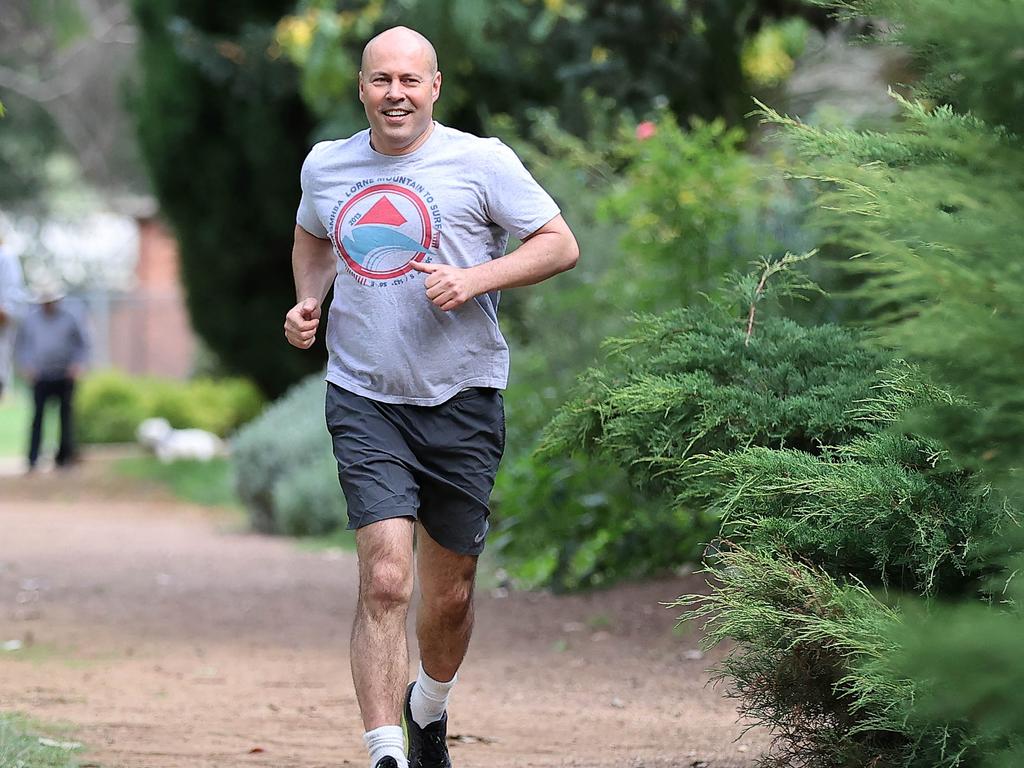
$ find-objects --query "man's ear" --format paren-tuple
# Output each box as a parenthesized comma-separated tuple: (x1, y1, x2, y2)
(358, 71, 365, 103)
(432, 71, 442, 103)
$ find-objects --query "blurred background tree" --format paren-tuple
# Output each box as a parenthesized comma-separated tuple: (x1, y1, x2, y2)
(0, 0, 145, 206)
(275, 0, 829, 137)
(131, 0, 323, 396)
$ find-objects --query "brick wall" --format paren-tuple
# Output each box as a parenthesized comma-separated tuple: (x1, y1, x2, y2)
(107, 217, 197, 379)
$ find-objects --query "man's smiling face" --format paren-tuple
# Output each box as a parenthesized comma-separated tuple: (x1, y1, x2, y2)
(359, 28, 441, 156)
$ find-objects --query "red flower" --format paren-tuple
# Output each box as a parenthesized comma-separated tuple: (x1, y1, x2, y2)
(635, 121, 657, 141)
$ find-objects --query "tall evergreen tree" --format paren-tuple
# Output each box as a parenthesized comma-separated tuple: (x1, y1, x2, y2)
(132, 0, 320, 395)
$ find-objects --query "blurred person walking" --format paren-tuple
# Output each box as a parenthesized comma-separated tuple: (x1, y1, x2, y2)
(15, 287, 90, 472)
(0, 235, 29, 399)
(283, 26, 579, 768)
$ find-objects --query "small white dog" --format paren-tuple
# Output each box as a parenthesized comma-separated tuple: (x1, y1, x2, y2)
(137, 417, 225, 463)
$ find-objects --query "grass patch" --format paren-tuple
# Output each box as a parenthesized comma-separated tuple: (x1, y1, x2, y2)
(2, 641, 119, 670)
(113, 456, 241, 509)
(0, 384, 62, 459)
(0, 388, 26, 457)
(0, 713, 84, 768)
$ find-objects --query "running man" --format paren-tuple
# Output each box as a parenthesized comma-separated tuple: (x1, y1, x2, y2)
(283, 25, 579, 768)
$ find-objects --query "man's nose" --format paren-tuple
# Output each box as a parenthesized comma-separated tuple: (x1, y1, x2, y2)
(385, 79, 404, 100)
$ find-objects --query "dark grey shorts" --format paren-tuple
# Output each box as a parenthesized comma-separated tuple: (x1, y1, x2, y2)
(325, 383, 506, 556)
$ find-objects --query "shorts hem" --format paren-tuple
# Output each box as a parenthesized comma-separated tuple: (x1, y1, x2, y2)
(346, 502, 418, 531)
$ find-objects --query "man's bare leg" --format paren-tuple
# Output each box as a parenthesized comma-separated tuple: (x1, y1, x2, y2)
(351, 517, 415, 731)
(403, 523, 477, 767)
(415, 522, 477, 683)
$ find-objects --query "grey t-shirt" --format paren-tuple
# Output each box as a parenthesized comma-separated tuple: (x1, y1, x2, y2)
(296, 123, 560, 405)
(14, 303, 89, 380)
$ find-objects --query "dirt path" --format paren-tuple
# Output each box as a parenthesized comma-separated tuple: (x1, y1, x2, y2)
(0, 460, 765, 768)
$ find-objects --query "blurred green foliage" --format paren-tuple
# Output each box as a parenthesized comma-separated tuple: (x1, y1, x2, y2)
(598, 114, 805, 313)
(231, 372, 345, 534)
(76, 371, 264, 443)
(742, 16, 810, 87)
(278, 0, 830, 138)
(821, 0, 1024, 136)
(0, 95, 63, 207)
(483, 105, 812, 589)
(764, 95, 1024, 503)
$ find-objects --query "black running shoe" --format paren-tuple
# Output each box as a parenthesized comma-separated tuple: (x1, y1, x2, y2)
(375, 757, 399, 768)
(404, 682, 452, 768)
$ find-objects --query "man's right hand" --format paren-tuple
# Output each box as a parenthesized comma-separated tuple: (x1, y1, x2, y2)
(284, 297, 321, 349)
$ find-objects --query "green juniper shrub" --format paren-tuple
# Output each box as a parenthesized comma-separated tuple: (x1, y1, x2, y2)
(704, 365, 1001, 596)
(548, 252, 1014, 766)
(677, 546, 973, 768)
(484, 105, 815, 589)
(522, 254, 888, 589)
(659, 0, 1024, 762)
(880, 550, 1024, 768)
(755, 3, 1024, 764)
(759, 87, 1024, 501)
(540, 256, 887, 509)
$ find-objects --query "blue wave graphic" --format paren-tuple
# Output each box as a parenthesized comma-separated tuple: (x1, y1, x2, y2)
(342, 225, 433, 269)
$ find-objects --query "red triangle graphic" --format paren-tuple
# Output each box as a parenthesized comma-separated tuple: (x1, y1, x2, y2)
(358, 195, 408, 227)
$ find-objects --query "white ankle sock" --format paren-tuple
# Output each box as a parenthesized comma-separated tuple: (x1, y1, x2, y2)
(409, 661, 456, 728)
(363, 724, 407, 768)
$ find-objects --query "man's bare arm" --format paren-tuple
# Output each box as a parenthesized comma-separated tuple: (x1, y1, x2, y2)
(409, 214, 579, 312)
(284, 224, 336, 349)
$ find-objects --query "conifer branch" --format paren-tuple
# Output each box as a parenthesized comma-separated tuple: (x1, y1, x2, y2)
(744, 251, 818, 346)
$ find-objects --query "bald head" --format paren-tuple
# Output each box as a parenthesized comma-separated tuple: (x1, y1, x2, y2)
(361, 26, 437, 75)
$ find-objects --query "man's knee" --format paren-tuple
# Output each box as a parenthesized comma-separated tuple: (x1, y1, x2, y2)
(360, 557, 414, 613)
(423, 579, 474, 622)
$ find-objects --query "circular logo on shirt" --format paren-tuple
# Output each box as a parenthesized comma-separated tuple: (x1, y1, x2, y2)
(333, 184, 435, 280)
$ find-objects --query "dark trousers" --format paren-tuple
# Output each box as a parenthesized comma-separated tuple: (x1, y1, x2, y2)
(28, 377, 76, 468)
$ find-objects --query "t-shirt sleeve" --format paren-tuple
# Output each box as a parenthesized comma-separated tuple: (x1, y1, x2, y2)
(482, 140, 560, 240)
(295, 142, 330, 239)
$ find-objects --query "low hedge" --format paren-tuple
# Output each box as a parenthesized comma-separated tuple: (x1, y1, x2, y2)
(77, 370, 264, 443)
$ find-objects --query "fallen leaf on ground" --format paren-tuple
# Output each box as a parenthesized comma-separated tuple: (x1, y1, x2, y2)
(38, 737, 83, 750)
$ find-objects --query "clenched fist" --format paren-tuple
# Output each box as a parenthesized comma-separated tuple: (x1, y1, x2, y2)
(284, 297, 321, 349)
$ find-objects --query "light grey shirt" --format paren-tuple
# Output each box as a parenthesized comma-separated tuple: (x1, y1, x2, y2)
(296, 123, 559, 405)
(14, 303, 90, 380)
